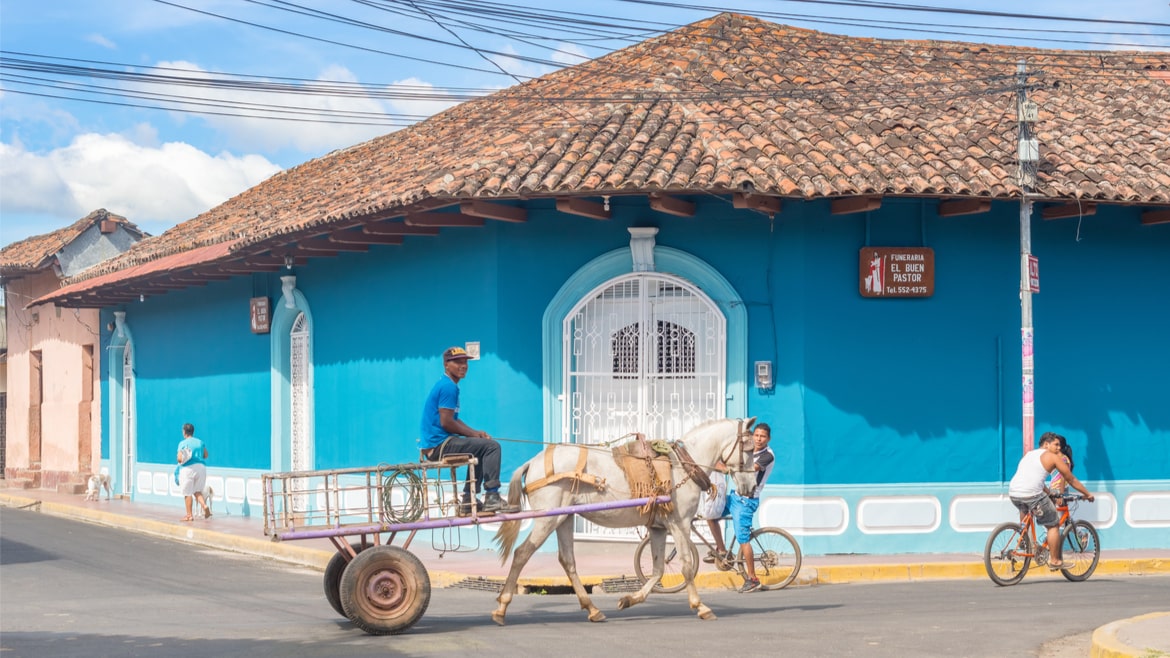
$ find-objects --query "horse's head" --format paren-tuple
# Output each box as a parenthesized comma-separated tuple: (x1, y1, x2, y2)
(724, 417, 759, 496)
(680, 417, 759, 495)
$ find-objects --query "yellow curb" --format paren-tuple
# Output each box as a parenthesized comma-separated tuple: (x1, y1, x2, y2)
(1, 492, 334, 570)
(1090, 612, 1170, 658)
(5, 493, 1168, 591)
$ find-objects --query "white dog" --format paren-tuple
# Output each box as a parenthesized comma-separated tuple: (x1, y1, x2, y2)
(84, 473, 112, 501)
(200, 485, 215, 517)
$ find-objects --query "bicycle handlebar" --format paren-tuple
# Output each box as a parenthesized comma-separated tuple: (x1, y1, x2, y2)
(1052, 493, 1086, 501)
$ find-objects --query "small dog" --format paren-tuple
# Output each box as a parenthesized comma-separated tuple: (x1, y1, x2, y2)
(200, 485, 215, 517)
(84, 473, 112, 501)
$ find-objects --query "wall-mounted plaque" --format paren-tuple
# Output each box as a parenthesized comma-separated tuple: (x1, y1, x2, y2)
(250, 296, 271, 334)
(860, 247, 935, 298)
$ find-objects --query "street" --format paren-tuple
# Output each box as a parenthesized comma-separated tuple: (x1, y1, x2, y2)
(2, 507, 1167, 657)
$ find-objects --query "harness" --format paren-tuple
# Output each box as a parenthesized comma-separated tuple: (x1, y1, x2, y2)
(523, 444, 607, 493)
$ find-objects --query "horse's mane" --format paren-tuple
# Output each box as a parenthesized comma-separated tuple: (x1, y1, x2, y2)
(683, 417, 738, 434)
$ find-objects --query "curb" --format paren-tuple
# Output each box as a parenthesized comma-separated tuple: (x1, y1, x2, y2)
(1090, 611, 1170, 658)
(4, 492, 1169, 591)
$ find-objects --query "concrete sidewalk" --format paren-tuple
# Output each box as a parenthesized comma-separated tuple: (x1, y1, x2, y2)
(2, 487, 1167, 656)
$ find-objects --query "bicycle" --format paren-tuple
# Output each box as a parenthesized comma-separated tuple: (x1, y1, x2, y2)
(633, 516, 802, 593)
(982, 493, 1100, 586)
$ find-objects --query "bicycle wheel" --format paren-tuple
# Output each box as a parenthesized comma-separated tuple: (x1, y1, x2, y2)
(1059, 520, 1100, 582)
(633, 535, 696, 594)
(745, 527, 802, 590)
(984, 522, 1032, 586)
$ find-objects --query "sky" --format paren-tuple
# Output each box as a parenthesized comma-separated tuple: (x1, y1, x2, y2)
(1, 0, 1168, 249)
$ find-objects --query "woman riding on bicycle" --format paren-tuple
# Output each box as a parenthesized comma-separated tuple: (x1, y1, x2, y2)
(1007, 432, 1095, 570)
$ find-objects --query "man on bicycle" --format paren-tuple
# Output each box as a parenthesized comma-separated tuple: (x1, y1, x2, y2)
(1007, 432, 1095, 569)
(704, 422, 775, 593)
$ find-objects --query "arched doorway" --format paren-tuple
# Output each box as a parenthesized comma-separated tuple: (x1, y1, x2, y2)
(564, 272, 726, 445)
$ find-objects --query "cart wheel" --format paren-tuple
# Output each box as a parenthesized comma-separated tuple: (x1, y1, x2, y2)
(340, 546, 431, 635)
(324, 543, 367, 618)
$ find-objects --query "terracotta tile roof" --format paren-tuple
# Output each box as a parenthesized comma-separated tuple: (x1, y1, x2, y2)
(48, 13, 1170, 295)
(0, 209, 145, 278)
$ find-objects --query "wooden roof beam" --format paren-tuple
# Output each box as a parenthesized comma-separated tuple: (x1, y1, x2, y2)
(327, 229, 405, 245)
(362, 222, 441, 236)
(732, 193, 782, 215)
(296, 238, 367, 253)
(649, 194, 695, 217)
(405, 213, 486, 227)
(1042, 202, 1097, 220)
(460, 199, 527, 223)
(556, 197, 612, 220)
(1141, 208, 1170, 225)
(216, 264, 270, 274)
(831, 196, 882, 215)
(938, 199, 991, 217)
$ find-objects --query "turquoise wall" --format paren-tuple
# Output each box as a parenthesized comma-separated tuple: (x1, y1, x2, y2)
(101, 196, 1168, 505)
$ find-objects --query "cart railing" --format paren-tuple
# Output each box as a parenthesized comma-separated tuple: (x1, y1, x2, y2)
(262, 460, 671, 543)
(262, 459, 477, 539)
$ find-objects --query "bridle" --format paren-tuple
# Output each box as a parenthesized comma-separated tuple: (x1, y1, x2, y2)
(717, 418, 756, 475)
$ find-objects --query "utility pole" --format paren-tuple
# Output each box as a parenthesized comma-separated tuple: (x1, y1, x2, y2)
(1017, 60, 1039, 456)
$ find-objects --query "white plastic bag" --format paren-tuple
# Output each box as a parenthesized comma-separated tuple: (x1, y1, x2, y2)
(697, 475, 728, 519)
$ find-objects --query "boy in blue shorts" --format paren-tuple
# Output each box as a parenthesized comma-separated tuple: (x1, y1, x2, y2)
(703, 422, 775, 593)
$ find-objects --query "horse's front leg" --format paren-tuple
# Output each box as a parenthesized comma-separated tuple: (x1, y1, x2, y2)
(618, 526, 665, 610)
(552, 517, 606, 622)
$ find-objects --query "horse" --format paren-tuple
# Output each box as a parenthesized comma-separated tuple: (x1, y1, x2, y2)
(492, 417, 759, 625)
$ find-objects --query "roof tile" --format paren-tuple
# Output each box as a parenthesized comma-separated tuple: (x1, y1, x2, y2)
(56, 12, 1170, 288)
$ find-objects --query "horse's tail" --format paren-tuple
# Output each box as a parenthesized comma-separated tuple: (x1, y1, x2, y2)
(493, 461, 529, 564)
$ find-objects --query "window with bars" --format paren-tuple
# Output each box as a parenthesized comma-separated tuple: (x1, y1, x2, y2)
(611, 321, 696, 378)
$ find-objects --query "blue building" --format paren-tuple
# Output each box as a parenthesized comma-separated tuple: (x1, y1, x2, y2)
(41, 15, 1170, 554)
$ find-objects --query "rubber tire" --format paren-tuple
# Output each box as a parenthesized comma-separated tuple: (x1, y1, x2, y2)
(984, 522, 1031, 586)
(340, 546, 431, 635)
(324, 543, 366, 618)
(747, 527, 803, 590)
(1059, 520, 1100, 582)
(634, 535, 697, 594)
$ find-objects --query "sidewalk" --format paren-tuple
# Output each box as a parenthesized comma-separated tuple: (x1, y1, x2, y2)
(2, 486, 1167, 655)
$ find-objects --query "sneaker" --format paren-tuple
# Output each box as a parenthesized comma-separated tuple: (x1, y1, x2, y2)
(482, 492, 519, 514)
(738, 578, 762, 593)
(702, 549, 727, 564)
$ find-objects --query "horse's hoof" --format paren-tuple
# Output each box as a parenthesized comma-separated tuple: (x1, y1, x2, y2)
(491, 612, 507, 626)
(617, 596, 634, 610)
(588, 610, 607, 622)
(698, 605, 717, 620)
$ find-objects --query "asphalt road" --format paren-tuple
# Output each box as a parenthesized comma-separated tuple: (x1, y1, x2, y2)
(2, 507, 1166, 657)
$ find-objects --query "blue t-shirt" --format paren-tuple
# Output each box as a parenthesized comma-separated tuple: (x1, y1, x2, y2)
(178, 436, 205, 466)
(419, 376, 460, 449)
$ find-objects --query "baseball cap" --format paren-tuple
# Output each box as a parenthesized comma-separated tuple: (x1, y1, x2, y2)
(443, 346, 471, 362)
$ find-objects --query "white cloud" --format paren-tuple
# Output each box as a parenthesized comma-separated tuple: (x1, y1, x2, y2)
(0, 133, 282, 234)
(550, 42, 590, 67)
(488, 45, 557, 82)
(147, 61, 396, 153)
(385, 77, 460, 122)
(85, 33, 117, 49)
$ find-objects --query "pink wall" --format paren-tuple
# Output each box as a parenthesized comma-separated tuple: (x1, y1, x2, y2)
(4, 270, 102, 485)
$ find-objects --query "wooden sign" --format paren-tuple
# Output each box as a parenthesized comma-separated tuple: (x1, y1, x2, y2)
(250, 296, 271, 334)
(860, 247, 935, 298)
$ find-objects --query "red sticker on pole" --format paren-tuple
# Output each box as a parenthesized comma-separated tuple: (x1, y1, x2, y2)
(1027, 255, 1039, 293)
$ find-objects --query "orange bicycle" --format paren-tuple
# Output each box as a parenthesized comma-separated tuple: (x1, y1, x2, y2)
(983, 493, 1100, 586)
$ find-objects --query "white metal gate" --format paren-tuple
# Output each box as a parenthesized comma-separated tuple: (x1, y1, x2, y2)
(564, 273, 725, 539)
(121, 345, 135, 495)
(290, 313, 311, 512)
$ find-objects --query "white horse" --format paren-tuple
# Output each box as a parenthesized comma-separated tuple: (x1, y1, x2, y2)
(492, 417, 758, 624)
